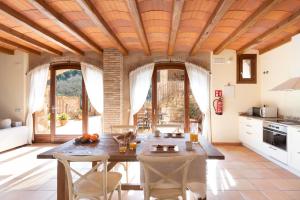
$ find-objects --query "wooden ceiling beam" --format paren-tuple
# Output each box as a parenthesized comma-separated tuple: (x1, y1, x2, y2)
(238, 9, 300, 53)
(0, 36, 41, 55)
(168, 0, 185, 56)
(126, 0, 150, 55)
(76, 0, 128, 55)
(189, 0, 236, 55)
(213, 0, 282, 55)
(0, 24, 62, 55)
(0, 46, 14, 55)
(0, 2, 84, 55)
(30, 0, 103, 53)
(259, 37, 291, 55)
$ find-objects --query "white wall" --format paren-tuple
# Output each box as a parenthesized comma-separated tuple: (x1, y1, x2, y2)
(260, 34, 300, 118)
(210, 50, 261, 143)
(0, 51, 28, 122)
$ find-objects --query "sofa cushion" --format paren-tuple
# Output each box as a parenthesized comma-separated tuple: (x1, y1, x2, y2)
(0, 119, 12, 129)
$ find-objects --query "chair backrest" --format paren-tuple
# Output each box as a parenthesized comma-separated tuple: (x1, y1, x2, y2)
(54, 153, 109, 200)
(110, 125, 137, 134)
(156, 124, 182, 133)
(138, 154, 196, 190)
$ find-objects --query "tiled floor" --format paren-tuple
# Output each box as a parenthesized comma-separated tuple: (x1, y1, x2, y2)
(0, 144, 300, 200)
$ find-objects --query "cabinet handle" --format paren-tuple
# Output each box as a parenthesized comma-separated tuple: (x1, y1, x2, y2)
(246, 132, 252, 135)
(269, 146, 277, 150)
(246, 124, 252, 128)
(297, 130, 300, 132)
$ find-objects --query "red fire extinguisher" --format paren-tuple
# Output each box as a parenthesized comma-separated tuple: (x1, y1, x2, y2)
(213, 90, 223, 115)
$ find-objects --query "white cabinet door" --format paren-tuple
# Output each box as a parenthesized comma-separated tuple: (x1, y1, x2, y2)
(263, 142, 288, 164)
(239, 117, 263, 151)
(288, 127, 300, 171)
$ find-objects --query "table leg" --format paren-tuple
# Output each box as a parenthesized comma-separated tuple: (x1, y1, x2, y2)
(57, 161, 69, 200)
(107, 162, 118, 171)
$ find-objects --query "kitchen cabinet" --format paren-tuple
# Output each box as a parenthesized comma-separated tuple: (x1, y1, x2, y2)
(262, 142, 288, 164)
(239, 116, 263, 152)
(288, 127, 300, 171)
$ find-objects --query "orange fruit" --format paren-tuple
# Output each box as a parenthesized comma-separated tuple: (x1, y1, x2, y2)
(93, 133, 99, 139)
(90, 134, 98, 142)
(83, 133, 90, 140)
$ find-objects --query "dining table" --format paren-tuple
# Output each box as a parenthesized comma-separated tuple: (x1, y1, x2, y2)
(37, 133, 225, 200)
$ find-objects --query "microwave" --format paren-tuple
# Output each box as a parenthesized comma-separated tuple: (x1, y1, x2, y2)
(253, 107, 277, 118)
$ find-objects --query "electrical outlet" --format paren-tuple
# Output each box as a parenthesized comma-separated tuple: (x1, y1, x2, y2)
(15, 108, 22, 113)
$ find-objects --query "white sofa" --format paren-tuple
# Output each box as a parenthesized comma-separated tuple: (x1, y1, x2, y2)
(0, 126, 29, 153)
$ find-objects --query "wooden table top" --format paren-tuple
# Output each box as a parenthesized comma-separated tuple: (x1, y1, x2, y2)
(37, 134, 225, 161)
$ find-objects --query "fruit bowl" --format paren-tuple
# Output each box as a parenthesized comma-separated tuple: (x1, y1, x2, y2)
(74, 133, 99, 145)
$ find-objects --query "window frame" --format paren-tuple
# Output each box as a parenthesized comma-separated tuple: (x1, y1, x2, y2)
(236, 54, 257, 84)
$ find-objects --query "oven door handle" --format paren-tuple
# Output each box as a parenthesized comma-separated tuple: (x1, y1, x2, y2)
(269, 146, 277, 151)
(263, 128, 286, 136)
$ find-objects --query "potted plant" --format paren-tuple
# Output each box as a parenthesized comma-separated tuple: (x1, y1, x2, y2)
(76, 109, 82, 120)
(58, 113, 69, 126)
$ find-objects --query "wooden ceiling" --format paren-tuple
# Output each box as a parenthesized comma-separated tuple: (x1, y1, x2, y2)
(0, 0, 299, 56)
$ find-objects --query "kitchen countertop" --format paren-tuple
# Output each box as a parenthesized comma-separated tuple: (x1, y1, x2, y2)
(286, 124, 300, 128)
(239, 113, 300, 128)
(239, 113, 281, 121)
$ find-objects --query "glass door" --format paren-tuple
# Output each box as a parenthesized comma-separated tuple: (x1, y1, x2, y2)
(34, 63, 102, 143)
(134, 63, 203, 134)
(152, 64, 190, 132)
(156, 69, 185, 132)
(53, 69, 84, 136)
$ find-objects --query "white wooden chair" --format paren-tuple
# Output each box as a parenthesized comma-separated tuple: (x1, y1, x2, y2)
(138, 154, 196, 200)
(54, 153, 122, 200)
(110, 125, 136, 134)
(156, 124, 182, 133)
(110, 125, 137, 183)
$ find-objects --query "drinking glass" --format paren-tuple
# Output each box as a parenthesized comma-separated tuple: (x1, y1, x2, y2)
(190, 123, 199, 142)
(119, 142, 127, 153)
(190, 132, 199, 142)
(129, 142, 136, 151)
(129, 142, 137, 150)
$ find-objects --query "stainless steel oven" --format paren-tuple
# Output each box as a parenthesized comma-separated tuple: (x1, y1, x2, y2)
(263, 121, 287, 151)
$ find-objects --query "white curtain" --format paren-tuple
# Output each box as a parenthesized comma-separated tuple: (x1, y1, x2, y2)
(81, 63, 103, 113)
(185, 62, 211, 140)
(129, 63, 154, 125)
(81, 62, 104, 133)
(26, 64, 50, 144)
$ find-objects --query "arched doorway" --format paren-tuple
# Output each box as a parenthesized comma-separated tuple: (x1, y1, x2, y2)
(33, 61, 102, 143)
(134, 62, 202, 133)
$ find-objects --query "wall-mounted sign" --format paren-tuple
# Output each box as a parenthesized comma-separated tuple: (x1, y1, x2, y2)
(215, 90, 222, 97)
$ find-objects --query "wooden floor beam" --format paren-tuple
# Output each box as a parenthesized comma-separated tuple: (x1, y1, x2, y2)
(0, 24, 62, 55)
(259, 37, 292, 55)
(168, 0, 185, 56)
(0, 2, 84, 55)
(0, 37, 41, 55)
(76, 0, 128, 55)
(189, 0, 235, 55)
(126, 0, 150, 55)
(31, 0, 103, 53)
(238, 9, 300, 53)
(213, 0, 282, 54)
(0, 46, 14, 55)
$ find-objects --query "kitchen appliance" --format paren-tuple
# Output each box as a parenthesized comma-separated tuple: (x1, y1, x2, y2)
(253, 106, 277, 118)
(263, 121, 288, 151)
(271, 77, 300, 91)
